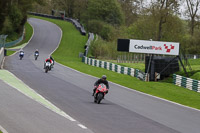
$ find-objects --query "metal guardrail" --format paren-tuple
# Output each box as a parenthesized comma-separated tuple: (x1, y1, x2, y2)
(65, 18, 86, 36)
(29, 12, 63, 20)
(84, 33, 94, 56)
(29, 12, 86, 36)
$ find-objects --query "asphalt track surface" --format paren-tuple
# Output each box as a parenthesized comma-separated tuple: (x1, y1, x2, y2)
(4, 18, 200, 133)
(0, 80, 92, 133)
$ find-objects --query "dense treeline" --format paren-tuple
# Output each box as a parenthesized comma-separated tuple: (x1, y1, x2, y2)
(29, 0, 200, 56)
(0, 0, 44, 41)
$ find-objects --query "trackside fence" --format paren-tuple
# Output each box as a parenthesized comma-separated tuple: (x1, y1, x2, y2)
(5, 35, 24, 48)
(82, 56, 148, 81)
(173, 74, 200, 93)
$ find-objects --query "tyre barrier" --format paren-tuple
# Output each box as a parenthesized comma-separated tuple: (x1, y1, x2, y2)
(82, 56, 148, 81)
(173, 74, 200, 93)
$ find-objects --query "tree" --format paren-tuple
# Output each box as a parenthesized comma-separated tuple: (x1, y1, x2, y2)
(128, 10, 184, 43)
(73, 0, 88, 20)
(0, 0, 9, 32)
(118, 0, 143, 26)
(0, 0, 45, 39)
(185, 0, 200, 36)
(86, 0, 124, 26)
(149, 0, 180, 41)
(51, 0, 75, 17)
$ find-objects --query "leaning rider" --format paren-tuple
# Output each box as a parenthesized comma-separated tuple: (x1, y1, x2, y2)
(92, 75, 109, 96)
(44, 57, 52, 69)
(50, 55, 54, 65)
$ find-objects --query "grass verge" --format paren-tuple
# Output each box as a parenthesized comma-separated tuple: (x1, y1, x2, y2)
(5, 21, 33, 56)
(30, 15, 200, 110)
(6, 50, 16, 56)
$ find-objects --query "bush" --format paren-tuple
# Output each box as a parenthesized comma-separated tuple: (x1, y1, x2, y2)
(87, 20, 103, 34)
(90, 38, 117, 59)
(87, 20, 115, 41)
(100, 24, 115, 41)
(86, 0, 124, 26)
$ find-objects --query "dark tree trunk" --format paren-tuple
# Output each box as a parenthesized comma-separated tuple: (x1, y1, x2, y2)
(157, 17, 163, 41)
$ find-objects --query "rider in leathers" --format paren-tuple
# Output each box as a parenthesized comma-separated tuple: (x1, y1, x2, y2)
(93, 75, 109, 96)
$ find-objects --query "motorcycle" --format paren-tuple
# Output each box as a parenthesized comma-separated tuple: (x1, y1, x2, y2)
(19, 52, 24, 60)
(94, 83, 108, 104)
(34, 53, 39, 60)
(45, 62, 51, 73)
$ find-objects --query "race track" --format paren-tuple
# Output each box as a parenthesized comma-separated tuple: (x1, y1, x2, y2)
(4, 18, 200, 133)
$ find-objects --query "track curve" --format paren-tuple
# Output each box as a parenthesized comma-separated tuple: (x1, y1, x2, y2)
(4, 18, 200, 133)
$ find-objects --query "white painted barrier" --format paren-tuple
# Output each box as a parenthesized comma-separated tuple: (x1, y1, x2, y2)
(0, 48, 4, 69)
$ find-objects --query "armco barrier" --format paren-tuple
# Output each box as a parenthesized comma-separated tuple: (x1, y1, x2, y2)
(82, 56, 147, 81)
(84, 33, 94, 56)
(0, 48, 4, 69)
(29, 12, 86, 36)
(29, 12, 63, 20)
(65, 18, 86, 35)
(173, 74, 200, 92)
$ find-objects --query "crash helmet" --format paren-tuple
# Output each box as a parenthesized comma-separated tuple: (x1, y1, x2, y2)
(102, 75, 107, 80)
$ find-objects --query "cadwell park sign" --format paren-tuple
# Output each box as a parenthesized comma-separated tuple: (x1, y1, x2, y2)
(117, 39, 180, 81)
(117, 39, 180, 56)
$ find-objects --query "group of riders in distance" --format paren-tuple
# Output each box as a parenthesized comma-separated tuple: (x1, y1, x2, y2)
(18, 49, 109, 104)
(19, 48, 54, 73)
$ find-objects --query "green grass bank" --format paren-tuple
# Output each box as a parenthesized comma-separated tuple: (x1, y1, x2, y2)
(30, 15, 200, 110)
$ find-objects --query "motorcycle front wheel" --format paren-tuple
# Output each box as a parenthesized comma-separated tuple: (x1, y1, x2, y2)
(45, 67, 48, 73)
(97, 93, 103, 104)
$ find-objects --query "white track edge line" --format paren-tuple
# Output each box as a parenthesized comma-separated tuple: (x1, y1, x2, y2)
(1, 57, 5, 69)
(0, 125, 8, 133)
(2, 19, 77, 121)
(2, 70, 76, 121)
(56, 61, 200, 112)
(77, 124, 87, 129)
